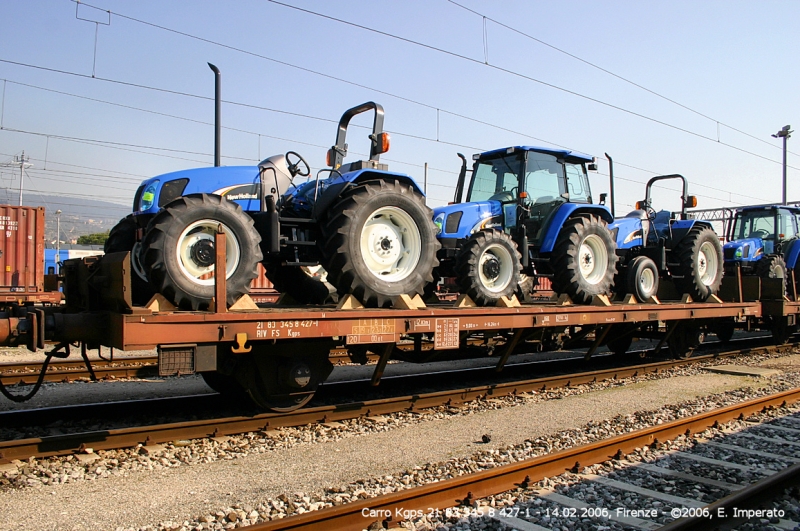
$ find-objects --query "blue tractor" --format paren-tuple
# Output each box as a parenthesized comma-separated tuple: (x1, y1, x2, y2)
(608, 174, 724, 302)
(722, 204, 800, 291)
(106, 100, 439, 312)
(432, 146, 618, 305)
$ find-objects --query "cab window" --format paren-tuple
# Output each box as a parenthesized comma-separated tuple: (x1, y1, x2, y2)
(523, 152, 562, 203)
(467, 154, 521, 202)
(565, 163, 591, 203)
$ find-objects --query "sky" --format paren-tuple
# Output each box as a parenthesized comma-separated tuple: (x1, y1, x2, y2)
(0, 0, 798, 220)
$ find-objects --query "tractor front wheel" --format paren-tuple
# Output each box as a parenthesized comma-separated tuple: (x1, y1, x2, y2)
(626, 255, 659, 302)
(551, 215, 617, 304)
(455, 229, 522, 306)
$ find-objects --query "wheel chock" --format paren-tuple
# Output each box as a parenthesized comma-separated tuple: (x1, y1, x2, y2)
(680, 294, 694, 303)
(706, 294, 724, 304)
(591, 294, 612, 307)
(146, 293, 177, 313)
(336, 294, 365, 310)
(620, 294, 638, 305)
(453, 294, 477, 308)
(496, 294, 521, 308)
(393, 293, 424, 310)
(229, 294, 259, 311)
(411, 293, 426, 309)
(646, 295, 661, 305)
(554, 294, 573, 306)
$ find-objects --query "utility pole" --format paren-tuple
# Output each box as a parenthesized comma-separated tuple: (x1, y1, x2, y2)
(55, 209, 62, 274)
(1, 151, 33, 206)
(772, 125, 793, 205)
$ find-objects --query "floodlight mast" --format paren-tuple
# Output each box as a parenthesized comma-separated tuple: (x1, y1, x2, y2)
(773, 125, 793, 205)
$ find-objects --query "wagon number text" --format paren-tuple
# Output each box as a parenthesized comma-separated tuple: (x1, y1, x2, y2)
(256, 320, 319, 338)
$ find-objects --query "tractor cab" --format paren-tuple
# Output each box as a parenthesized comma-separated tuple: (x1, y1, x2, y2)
(724, 206, 800, 274)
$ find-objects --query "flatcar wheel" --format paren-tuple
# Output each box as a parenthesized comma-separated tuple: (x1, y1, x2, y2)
(667, 322, 704, 359)
(771, 316, 796, 345)
(236, 344, 334, 412)
(606, 335, 633, 356)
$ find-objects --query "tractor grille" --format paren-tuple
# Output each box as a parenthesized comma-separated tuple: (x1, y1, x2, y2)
(723, 248, 736, 260)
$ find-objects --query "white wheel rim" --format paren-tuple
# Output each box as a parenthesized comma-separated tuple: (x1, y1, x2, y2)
(697, 241, 718, 286)
(478, 243, 514, 293)
(578, 234, 608, 285)
(176, 219, 241, 286)
(639, 266, 656, 294)
(359, 206, 421, 282)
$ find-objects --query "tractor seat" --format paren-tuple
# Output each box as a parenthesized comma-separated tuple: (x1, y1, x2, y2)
(624, 209, 647, 220)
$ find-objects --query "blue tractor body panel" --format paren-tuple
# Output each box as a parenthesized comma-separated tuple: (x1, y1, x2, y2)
(608, 216, 644, 250)
(479, 146, 594, 163)
(432, 201, 503, 240)
(133, 166, 424, 219)
(722, 238, 764, 265)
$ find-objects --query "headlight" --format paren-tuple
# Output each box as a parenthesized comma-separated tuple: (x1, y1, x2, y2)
(433, 213, 444, 235)
(734, 247, 743, 259)
(141, 181, 159, 211)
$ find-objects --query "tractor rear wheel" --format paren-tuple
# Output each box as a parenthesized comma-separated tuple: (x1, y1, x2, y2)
(670, 225, 723, 301)
(141, 194, 262, 310)
(626, 255, 659, 302)
(455, 229, 522, 306)
(264, 262, 338, 305)
(105, 214, 155, 306)
(551, 215, 617, 304)
(321, 179, 439, 307)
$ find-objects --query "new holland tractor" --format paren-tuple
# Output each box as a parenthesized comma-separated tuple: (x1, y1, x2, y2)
(608, 174, 724, 303)
(722, 204, 800, 291)
(432, 146, 618, 305)
(106, 100, 439, 311)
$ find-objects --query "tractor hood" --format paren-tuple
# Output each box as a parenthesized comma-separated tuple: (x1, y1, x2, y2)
(134, 166, 262, 215)
(433, 201, 504, 240)
(723, 238, 763, 262)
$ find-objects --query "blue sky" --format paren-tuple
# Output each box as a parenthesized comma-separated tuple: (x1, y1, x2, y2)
(0, 0, 797, 217)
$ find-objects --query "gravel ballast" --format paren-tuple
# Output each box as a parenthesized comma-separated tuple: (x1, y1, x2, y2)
(0, 352, 797, 530)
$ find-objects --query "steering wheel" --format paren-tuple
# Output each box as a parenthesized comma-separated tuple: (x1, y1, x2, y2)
(285, 151, 310, 177)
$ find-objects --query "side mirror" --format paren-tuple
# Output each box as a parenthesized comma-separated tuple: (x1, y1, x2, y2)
(599, 193, 607, 205)
(587, 163, 598, 171)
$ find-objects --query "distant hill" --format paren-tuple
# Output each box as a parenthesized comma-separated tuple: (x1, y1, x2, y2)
(0, 192, 131, 246)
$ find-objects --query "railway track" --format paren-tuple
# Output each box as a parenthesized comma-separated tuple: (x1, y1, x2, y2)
(239, 388, 800, 531)
(0, 341, 792, 464)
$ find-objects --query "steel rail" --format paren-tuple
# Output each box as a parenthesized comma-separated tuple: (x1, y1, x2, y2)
(0, 343, 788, 463)
(0, 357, 159, 385)
(241, 387, 800, 531)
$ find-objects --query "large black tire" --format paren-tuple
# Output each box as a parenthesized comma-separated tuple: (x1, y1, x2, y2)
(321, 179, 439, 307)
(104, 214, 156, 306)
(626, 255, 659, 302)
(455, 229, 521, 306)
(551, 215, 617, 304)
(670, 225, 723, 301)
(264, 261, 338, 305)
(141, 194, 262, 311)
(757, 255, 787, 296)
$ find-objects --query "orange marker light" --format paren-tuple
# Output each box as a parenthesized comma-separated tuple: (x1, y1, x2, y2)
(375, 132, 390, 154)
(519, 191, 528, 198)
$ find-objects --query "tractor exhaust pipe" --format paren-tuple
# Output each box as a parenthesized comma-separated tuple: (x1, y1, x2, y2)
(604, 153, 615, 217)
(208, 63, 221, 167)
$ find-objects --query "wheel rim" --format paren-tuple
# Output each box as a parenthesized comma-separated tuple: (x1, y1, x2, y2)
(639, 267, 656, 295)
(176, 219, 241, 286)
(697, 241, 718, 286)
(359, 206, 422, 282)
(478, 243, 514, 293)
(578, 234, 608, 285)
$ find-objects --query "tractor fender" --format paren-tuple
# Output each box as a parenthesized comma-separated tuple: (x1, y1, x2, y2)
(783, 239, 800, 269)
(539, 204, 613, 254)
(313, 169, 424, 218)
(665, 220, 711, 248)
